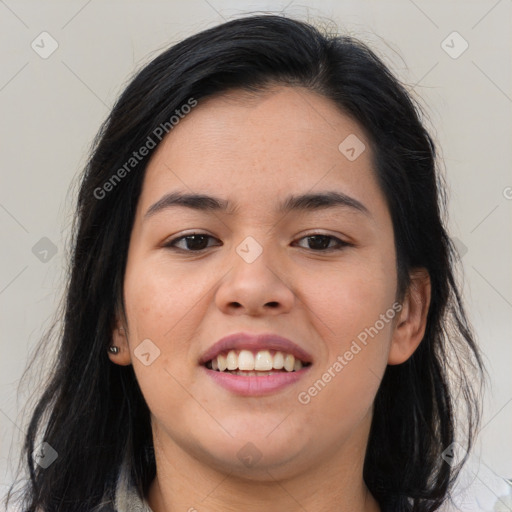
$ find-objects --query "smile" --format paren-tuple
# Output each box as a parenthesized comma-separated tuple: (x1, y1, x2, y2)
(205, 349, 311, 374)
(203, 349, 312, 396)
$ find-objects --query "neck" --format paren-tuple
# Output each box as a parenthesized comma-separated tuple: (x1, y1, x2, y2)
(146, 413, 381, 512)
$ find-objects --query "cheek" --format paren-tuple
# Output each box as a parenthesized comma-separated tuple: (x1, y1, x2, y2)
(297, 258, 396, 420)
(122, 257, 210, 401)
(306, 253, 397, 342)
(122, 262, 203, 424)
(297, 319, 392, 439)
(124, 255, 204, 340)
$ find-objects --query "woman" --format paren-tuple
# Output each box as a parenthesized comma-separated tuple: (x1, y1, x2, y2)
(6, 14, 485, 512)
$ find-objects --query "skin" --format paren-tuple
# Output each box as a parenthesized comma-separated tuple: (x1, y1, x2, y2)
(109, 86, 431, 512)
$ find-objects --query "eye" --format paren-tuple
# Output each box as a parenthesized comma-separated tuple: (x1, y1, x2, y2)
(294, 234, 350, 252)
(163, 232, 350, 253)
(164, 233, 221, 252)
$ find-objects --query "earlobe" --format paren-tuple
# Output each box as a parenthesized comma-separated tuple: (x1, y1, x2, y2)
(388, 268, 431, 365)
(107, 320, 133, 366)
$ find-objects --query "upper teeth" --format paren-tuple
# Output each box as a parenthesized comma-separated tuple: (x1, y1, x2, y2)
(209, 349, 304, 372)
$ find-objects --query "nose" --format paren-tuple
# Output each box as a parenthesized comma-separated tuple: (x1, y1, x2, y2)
(214, 239, 296, 316)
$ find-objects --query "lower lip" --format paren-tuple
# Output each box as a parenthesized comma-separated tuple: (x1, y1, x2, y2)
(202, 366, 311, 396)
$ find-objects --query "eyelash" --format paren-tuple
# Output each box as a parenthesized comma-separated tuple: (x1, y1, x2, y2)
(163, 232, 351, 253)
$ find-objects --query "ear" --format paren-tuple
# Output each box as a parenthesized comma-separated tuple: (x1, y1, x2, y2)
(388, 268, 431, 365)
(108, 315, 133, 366)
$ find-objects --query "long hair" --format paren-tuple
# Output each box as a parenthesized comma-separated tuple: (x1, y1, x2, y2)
(5, 14, 485, 512)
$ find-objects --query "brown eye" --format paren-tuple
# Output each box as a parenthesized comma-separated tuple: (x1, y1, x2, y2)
(165, 233, 220, 252)
(294, 234, 350, 251)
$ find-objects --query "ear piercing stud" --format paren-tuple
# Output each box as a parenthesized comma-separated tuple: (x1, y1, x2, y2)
(108, 327, 125, 354)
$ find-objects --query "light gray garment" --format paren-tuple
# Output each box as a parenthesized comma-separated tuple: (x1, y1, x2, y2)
(113, 460, 154, 512)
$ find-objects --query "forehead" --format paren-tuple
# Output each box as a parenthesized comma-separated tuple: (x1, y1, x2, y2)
(139, 86, 382, 217)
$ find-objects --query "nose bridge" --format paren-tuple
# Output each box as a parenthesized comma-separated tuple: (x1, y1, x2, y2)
(215, 233, 295, 314)
(230, 233, 283, 290)
(235, 235, 266, 265)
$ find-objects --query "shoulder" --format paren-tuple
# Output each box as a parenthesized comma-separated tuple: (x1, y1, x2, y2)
(377, 459, 511, 512)
(441, 458, 512, 512)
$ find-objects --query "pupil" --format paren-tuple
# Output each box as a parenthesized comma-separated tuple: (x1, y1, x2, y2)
(309, 235, 329, 250)
(187, 235, 208, 250)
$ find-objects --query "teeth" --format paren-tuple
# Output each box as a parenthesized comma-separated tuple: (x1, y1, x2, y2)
(273, 351, 284, 369)
(229, 371, 279, 376)
(208, 349, 307, 373)
(226, 350, 237, 370)
(218, 353, 227, 372)
(284, 354, 295, 372)
(254, 350, 273, 371)
(238, 350, 255, 370)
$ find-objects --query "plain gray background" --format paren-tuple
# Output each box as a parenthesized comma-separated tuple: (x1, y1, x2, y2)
(1, 0, 511, 509)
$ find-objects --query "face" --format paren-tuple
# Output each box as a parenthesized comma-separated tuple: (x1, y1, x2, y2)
(110, 86, 424, 480)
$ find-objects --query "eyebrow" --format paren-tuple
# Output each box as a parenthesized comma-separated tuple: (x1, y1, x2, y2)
(144, 190, 370, 220)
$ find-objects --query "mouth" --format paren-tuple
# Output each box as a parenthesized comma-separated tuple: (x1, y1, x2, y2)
(204, 348, 312, 375)
(200, 332, 313, 396)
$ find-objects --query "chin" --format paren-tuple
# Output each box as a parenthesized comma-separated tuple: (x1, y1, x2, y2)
(206, 448, 308, 481)
(191, 430, 311, 479)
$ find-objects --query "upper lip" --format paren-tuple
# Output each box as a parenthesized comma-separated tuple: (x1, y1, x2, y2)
(199, 332, 313, 365)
